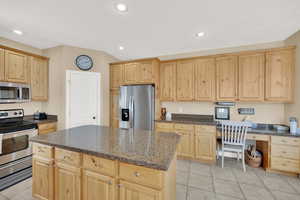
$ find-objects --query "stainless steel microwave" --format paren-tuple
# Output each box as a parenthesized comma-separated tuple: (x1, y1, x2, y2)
(0, 82, 31, 103)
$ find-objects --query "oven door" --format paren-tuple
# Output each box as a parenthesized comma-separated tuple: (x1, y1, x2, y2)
(0, 129, 38, 166)
(0, 83, 21, 103)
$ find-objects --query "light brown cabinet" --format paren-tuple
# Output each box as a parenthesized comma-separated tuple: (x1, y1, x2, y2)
(174, 124, 194, 158)
(160, 62, 176, 101)
(216, 56, 238, 101)
(194, 58, 215, 101)
(139, 60, 156, 83)
(110, 90, 119, 128)
(194, 126, 216, 161)
(38, 122, 57, 134)
(238, 53, 265, 101)
(30, 57, 48, 101)
(110, 64, 124, 90)
(124, 62, 139, 84)
(176, 60, 194, 101)
(4, 50, 29, 83)
(265, 49, 294, 102)
(0, 48, 4, 81)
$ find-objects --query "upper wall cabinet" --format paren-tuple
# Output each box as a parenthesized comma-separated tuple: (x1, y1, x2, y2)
(30, 57, 49, 101)
(139, 60, 156, 83)
(238, 53, 265, 101)
(265, 49, 294, 102)
(0, 48, 4, 81)
(216, 56, 238, 101)
(124, 62, 139, 84)
(5, 50, 29, 83)
(160, 61, 176, 101)
(194, 58, 215, 101)
(110, 64, 124, 90)
(176, 59, 195, 101)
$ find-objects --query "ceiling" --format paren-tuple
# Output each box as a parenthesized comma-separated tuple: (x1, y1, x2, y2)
(0, 0, 299, 60)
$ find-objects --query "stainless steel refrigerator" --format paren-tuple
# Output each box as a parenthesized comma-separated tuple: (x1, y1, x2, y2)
(119, 85, 155, 130)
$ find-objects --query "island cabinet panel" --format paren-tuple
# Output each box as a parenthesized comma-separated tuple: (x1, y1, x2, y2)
(83, 154, 117, 177)
(174, 124, 194, 158)
(4, 50, 29, 83)
(238, 53, 265, 101)
(265, 49, 294, 102)
(110, 64, 124, 90)
(82, 169, 116, 200)
(124, 62, 139, 84)
(176, 60, 194, 101)
(0, 48, 4, 81)
(160, 62, 177, 101)
(216, 56, 238, 101)
(194, 58, 215, 101)
(119, 180, 162, 200)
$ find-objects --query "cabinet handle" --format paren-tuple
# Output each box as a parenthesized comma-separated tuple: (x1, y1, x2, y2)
(38, 147, 45, 153)
(108, 180, 112, 185)
(134, 172, 140, 177)
(117, 184, 123, 188)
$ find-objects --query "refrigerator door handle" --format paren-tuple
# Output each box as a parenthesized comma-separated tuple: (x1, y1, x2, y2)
(129, 96, 134, 128)
(132, 98, 135, 129)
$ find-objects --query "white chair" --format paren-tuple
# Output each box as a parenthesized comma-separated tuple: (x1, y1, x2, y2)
(217, 121, 249, 172)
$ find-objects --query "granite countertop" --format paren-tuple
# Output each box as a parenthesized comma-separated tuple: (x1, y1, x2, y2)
(24, 115, 58, 125)
(30, 125, 180, 171)
(155, 119, 217, 126)
(155, 114, 217, 126)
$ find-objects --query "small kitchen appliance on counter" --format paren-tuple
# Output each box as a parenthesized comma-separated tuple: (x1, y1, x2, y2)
(33, 111, 48, 120)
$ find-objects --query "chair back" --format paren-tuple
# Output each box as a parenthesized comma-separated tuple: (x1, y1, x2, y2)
(221, 121, 249, 145)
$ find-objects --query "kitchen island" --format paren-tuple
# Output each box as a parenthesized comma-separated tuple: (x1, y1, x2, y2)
(30, 125, 179, 200)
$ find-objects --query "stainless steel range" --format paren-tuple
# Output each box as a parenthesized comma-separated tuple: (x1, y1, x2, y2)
(0, 109, 37, 191)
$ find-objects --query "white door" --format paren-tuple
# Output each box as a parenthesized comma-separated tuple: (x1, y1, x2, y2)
(66, 70, 101, 128)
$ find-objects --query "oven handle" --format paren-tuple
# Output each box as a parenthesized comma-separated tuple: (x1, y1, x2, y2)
(1, 129, 38, 140)
(0, 134, 2, 155)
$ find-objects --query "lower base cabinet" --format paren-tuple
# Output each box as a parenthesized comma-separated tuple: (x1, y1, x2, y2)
(194, 132, 216, 161)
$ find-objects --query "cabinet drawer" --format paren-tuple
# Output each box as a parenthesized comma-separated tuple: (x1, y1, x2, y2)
(195, 125, 216, 133)
(271, 136, 300, 146)
(247, 134, 269, 141)
(55, 148, 81, 166)
(83, 154, 116, 176)
(33, 143, 53, 159)
(38, 122, 57, 134)
(119, 162, 163, 189)
(174, 124, 194, 131)
(271, 145, 300, 159)
(155, 122, 174, 131)
(271, 157, 300, 173)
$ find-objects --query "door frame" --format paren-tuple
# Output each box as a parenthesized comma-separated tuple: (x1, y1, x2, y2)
(65, 70, 101, 129)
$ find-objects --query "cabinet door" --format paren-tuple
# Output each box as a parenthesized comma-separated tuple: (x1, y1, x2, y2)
(119, 180, 162, 200)
(0, 48, 4, 81)
(124, 63, 139, 84)
(176, 130, 194, 158)
(216, 56, 238, 101)
(195, 132, 216, 161)
(265, 49, 294, 102)
(160, 62, 176, 101)
(32, 158, 54, 200)
(31, 57, 49, 101)
(110, 64, 124, 89)
(110, 90, 119, 128)
(139, 60, 155, 83)
(55, 164, 81, 200)
(82, 169, 115, 200)
(4, 50, 28, 83)
(176, 60, 194, 101)
(194, 58, 215, 101)
(239, 53, 265, 101)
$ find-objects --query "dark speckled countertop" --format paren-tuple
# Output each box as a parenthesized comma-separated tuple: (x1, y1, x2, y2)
(24, 115, 58, 124)
(30, 125, 180, 171)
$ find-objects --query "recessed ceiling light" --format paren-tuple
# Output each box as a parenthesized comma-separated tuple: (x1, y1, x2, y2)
(13, 30, 23, 35)
(195, 32, 205, 38)
(116, 3, 128, 12)
(119, 46, 125, 50)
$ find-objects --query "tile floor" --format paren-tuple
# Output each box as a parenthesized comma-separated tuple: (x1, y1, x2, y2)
(0, 158, 299, 200)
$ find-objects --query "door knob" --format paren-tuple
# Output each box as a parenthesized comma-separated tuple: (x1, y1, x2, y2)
(93, 116, 96, 119)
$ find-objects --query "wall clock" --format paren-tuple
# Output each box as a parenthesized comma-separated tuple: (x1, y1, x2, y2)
(75, 55, 93, 71)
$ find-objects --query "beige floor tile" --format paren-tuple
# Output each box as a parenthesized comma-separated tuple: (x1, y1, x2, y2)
(215, 194, 243, 200)
(0, 194, 9, 200)
(283, 176, 300, 194)
(271, 190, 300, 200)
(177, 159, 191, 172)
(176, 184, 187, 200)
(10, 187, 33, 200)
(190, 161, 212, 176)
(214, 179, 244, 199)
(211, 166, 237, 182)
(187, 187, 215, 200)
(240, 183, 274, 200)
(0, 178, 32, 199)
(232, 169, 263, 187)
(260, 176, 298, 194)
(188, 173, 214, 192)
(177, 170, 189, 185)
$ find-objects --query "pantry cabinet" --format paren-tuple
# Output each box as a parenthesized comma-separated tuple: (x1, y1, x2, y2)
(216, 56, 238, 101)
(160, 62, 176, 101)
(4, 50, 29, 83)
(110, 64, 124, 90)
(0, 48, 4, 81)
(30, 57, 48, 101)
(110, 90, 119, 128)
(265, 49, 294, 102)
(194, 58, 215, 101)
(176, 60, 194, 101)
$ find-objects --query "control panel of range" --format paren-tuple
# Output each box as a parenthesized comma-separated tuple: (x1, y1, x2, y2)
(0, 109, 24, 119)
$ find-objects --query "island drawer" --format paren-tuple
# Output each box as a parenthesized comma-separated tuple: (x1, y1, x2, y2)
(271, 157, 300, 173)
(271, 136, 300, 146)
(155, 122, 174, 131)
(195, 125, 216, 133)
(55, 148, 82, 166)
(83, 154, 116, 176)
(174, 124, 194, 131)
(271, 145, 300, 159)
(33, 143, 53, 159)
(119, 162, 163, 189)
